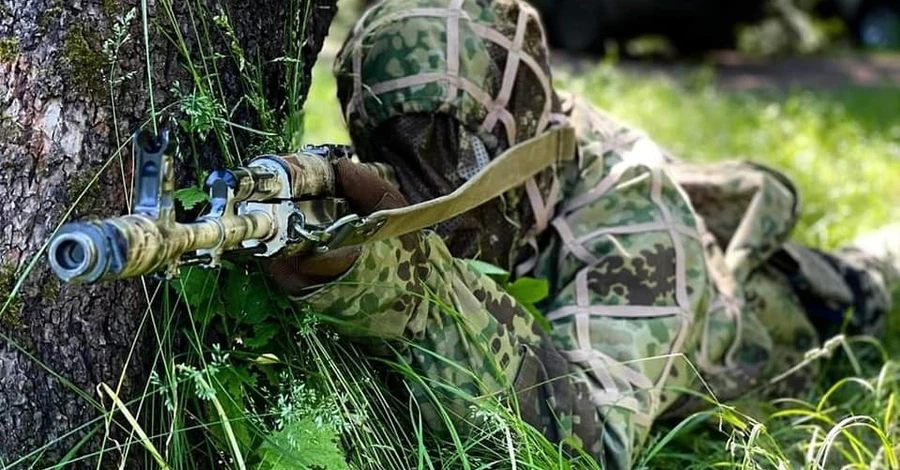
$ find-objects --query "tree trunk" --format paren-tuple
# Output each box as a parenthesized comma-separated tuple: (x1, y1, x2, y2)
(0, 0, 336, 466)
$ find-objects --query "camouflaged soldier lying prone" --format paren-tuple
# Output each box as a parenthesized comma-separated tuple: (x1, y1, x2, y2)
(267, 0, 900, 468)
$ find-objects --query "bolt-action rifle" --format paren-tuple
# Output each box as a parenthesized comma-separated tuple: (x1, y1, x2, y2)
(47, 126, 576, 284)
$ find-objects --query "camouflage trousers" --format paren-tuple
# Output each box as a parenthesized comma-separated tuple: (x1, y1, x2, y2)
(664, 162, 896, 413)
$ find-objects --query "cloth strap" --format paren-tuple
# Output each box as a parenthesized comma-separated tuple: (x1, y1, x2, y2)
(329, 126, 576, 249)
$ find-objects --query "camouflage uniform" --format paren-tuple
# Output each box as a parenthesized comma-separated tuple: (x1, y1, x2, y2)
(290, 1, 899, 468)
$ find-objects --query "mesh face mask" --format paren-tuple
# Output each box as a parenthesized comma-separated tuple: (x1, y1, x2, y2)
(335, 0, 566, 271)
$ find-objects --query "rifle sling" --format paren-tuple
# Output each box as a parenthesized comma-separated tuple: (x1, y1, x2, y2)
(331, 126, 576, 248)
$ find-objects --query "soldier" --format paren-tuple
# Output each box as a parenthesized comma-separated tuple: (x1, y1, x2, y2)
(267, 0, 899, 468)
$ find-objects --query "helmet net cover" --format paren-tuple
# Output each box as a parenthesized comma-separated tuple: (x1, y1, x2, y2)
(335, 0, 563, 271)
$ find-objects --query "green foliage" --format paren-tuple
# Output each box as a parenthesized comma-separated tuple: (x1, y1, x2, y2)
(255, 378, 351, 470)
(60, 8, 136, 99)
(3, 1, 356, 468)
(284, 109, 306, 154)
(174, 186, 210, 211)
(171, 81, 227, 142)
(466, 259, 553, 332)
(136, 3, 354, 462)
(506, 277, 550, 305)
(159, 0, 316, 167)
(221, 272, 276, 325)
(298, 63, 351, 147)
(101, 8, 138, 90)
(256, 419, 349, 470)
(12, 0, 900, 469)
(173, 266, 288, 345)
(0, 36, 19, 63)
(168, 261, 358, 467)
(465, 259, 511, 281)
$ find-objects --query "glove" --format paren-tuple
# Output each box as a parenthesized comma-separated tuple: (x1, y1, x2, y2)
(266, 158, 408, 296)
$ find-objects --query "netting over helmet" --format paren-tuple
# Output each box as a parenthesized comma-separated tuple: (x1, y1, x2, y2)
(334, 0, 563, 271)
(335, 0, 556, 155)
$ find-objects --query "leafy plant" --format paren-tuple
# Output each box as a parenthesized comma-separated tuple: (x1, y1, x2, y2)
(174, 186, 210, 210)
(256, 419, 349, 470)
(466, 259, 553, 331)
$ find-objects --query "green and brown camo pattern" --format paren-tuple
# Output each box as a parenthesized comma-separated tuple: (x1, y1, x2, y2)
(334, 0, 554, 150)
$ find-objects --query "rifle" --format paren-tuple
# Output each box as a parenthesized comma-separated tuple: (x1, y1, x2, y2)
(47, 130, 395, 284)
(47, 127, 576, 284)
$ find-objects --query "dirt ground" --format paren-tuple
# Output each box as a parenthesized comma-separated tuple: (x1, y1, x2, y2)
(552, 50, 900, 90)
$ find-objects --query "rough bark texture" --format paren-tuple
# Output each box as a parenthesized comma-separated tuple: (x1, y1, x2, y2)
(0, 0, 336, 466)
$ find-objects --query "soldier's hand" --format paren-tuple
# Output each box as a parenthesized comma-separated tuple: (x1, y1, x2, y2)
(266, 158, 408, 296)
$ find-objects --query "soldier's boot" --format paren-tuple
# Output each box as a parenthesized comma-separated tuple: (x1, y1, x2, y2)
(771, 224, 900, 339)
(825, 223, 900, 337)
(850, 223, 900, 286)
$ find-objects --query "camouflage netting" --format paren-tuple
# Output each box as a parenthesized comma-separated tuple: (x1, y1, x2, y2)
(334, 0, 564, 270)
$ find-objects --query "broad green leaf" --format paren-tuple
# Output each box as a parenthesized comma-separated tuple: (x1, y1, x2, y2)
(506, 277, 552, 333)
(172, 268, 222, 326)
(506, 277, 550, 305)
(256, 419, 350, 470)
(223, 271, 281, 327)
(465, 259, 510, 284)
(175, 186, 209, 210)
(244, 322, 280, 349)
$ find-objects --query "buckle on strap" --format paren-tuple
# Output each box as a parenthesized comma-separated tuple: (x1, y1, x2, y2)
(318, 215, 388, 253)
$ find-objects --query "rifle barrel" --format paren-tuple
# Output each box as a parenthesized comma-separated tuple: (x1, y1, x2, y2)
(48, 211, 275, 284)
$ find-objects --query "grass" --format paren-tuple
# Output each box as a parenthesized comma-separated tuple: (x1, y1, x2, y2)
(559, 65, 900, 250)
(299, 63, 351, 147)
(4, 0, 900, 468)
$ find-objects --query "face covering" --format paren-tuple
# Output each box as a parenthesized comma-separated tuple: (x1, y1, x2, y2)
(336, 0, 562, 271)
(358, 113, 539, 271)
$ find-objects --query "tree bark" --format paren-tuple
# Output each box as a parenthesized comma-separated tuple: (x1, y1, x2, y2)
(0, 0, 336, 466)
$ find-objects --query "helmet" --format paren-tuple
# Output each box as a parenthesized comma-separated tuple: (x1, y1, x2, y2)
(334, 0, 562, 270)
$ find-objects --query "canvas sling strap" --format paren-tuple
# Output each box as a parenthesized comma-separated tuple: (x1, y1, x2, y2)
(322, 125, 577, 251)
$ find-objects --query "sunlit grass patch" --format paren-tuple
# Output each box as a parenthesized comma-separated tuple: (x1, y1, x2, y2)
(559, 65, 900, 250)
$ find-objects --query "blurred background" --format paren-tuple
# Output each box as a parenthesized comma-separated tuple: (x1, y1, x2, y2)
(498, 0, 899, 56)
(345, 0, 900, 56)
(305, 0, 899, 251)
